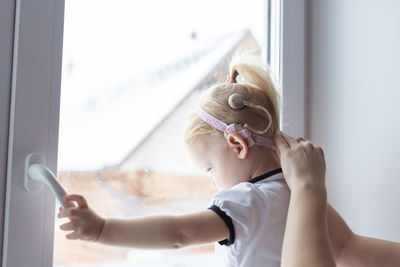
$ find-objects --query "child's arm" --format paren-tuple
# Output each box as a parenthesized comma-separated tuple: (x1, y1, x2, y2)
(58, 194, 229, 249)
(97, 210, 228, 249)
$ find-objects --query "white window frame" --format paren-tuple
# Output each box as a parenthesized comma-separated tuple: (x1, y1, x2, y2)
(0, 0, 306, 266)
(1, 0, 65, 266)
(280, 0, 307, 138)
(0, 0, 16, 264)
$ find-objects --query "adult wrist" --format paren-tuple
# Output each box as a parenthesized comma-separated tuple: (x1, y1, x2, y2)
(291, 180, 328, 218)
(291, 176, 327, 196)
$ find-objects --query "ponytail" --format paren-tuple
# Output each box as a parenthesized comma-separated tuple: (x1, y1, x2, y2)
(229, 53, 281, 131)
(184, 52, 281, 146)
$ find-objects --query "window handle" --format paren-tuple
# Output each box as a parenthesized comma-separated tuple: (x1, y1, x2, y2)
(24, 153, 74, 208)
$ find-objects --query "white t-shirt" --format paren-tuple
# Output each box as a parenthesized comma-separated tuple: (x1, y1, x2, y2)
(208, 168, 290, 267)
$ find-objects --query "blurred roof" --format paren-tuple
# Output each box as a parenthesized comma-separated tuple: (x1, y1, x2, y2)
(58, 30, 252, 171)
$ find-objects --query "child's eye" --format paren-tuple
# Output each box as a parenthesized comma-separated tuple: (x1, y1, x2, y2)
(206, 167, 212, 173)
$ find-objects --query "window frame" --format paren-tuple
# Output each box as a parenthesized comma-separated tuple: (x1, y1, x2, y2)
(0, 0, 16, 264)
(1, 0, 65, 266)
(280, 0, 307, 138)
(1, 0, 306, 266)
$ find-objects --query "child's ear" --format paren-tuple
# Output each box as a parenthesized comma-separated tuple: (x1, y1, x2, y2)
(226, 133, 249, 159)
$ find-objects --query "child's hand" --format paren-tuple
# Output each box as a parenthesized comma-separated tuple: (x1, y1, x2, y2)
(57, 194, 105, 242)
(274, 131, 326, 190)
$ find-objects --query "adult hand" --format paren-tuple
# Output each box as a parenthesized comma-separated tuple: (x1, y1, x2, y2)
(276, 132, 335, 267)
(274, 131, 326, 190)
(57, 194, 105, 242)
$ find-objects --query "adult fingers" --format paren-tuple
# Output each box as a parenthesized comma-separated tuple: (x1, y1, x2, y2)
(296, 137, 318, 153)
(274, 131, 290, 154)
(279, 132, 300, 148)
(316, 146, 325, 160)
(64, 194, 88, 209)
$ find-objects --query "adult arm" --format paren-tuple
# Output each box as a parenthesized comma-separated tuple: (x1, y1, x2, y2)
(282, 181, 335, 267)
(337, 234, 400, 267)
(276, 132, 400, 267)
(275, 132, 336, 267)
(327, 203, 400, 267)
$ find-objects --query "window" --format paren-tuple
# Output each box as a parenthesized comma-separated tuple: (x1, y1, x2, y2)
(268, 0, 282, 79)
(55, 0, 269, 266)
(1, 0, 304, 266)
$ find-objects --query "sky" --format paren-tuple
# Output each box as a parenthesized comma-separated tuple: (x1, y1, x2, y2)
(58, 0, 266, 171)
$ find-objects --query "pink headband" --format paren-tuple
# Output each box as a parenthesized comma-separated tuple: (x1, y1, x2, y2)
(195, 106, 276, 151)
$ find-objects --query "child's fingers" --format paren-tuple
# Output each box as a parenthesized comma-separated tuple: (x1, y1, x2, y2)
(66, 230, 80, 240)
(63, 194, 88, 209)
(60, 221, 78, 231)
(57, 207, 81, 219)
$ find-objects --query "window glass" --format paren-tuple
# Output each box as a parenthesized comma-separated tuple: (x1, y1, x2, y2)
(54, 0, 266, 266)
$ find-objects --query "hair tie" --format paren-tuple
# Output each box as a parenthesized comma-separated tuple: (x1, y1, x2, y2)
(228, 93, 272, 135)
(226, 75, 237, 83)
(226, 69, 238, 83)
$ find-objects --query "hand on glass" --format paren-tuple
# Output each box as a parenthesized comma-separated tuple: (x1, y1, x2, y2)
(57, 194, 105, 242)
(274, 131, 326, 191)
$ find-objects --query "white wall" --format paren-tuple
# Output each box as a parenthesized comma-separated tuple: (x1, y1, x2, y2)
(307, 0, 400, 241)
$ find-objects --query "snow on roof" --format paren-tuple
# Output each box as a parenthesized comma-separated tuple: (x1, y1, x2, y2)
(58, 30, 249, 171)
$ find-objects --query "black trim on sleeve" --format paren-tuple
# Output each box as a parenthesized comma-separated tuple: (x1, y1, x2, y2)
(208, 204, 235, 246)
(248, 167, 282, 184)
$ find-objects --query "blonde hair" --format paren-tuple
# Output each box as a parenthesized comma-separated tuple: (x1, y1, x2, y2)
(184, 52, 281, 146)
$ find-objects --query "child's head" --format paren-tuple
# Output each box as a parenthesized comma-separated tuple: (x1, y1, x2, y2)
(184, 53, 281, 190)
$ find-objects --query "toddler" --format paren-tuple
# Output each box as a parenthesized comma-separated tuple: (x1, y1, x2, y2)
(58, 53, 290, 267)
